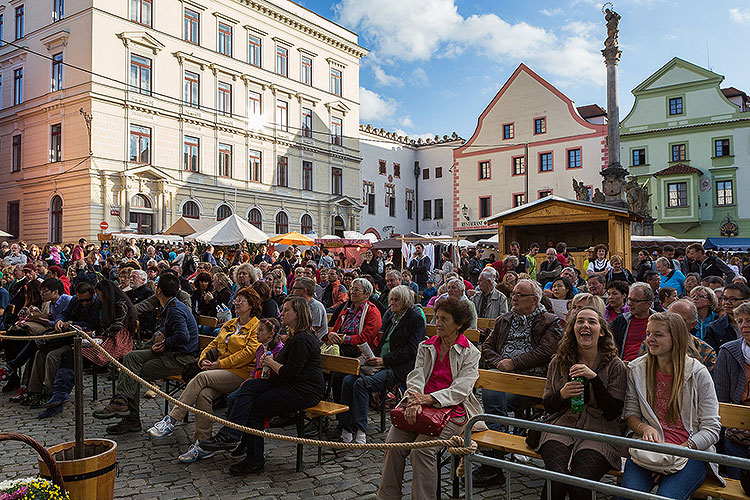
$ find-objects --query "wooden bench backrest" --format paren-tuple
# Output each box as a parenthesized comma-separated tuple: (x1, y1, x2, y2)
(477, 317, 495, 330)
(198, 334, 214, 351)
(198, 315, 218, 328)
(425, 324, 480, 344)
(321, 354, 360, 376)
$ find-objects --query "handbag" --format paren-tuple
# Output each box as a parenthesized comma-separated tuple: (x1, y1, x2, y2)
(726, 427, 750, 448)
(628, 448, 688, 475)
(390, 405, 454, 437)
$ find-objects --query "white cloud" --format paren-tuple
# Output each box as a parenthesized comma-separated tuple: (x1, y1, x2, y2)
(409, 68, 430, 86)
(540, 8, 563, 16)
(394, 129, 434, 141)
(335, 0, 605, 85)
(372, 65, 404, 86)
(359, 87, 398, 121)
(399, 116, 415, 128)
(730, 8, 750, 23)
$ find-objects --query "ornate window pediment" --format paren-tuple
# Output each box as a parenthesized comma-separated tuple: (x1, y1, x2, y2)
(40, 30, 70, 52)
(325, 100, 350, 116)
(117, 31, 165, 55)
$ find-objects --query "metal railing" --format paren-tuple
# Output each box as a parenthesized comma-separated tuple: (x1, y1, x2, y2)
(462, 414, 750, 500)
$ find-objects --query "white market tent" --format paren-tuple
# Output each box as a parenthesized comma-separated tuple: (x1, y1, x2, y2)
(477, 234, 499, 247)
(185, 214, 269, 245)
(107, 232, 184, 244)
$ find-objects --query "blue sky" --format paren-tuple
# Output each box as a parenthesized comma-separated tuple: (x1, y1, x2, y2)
(297, 0, 750, 141)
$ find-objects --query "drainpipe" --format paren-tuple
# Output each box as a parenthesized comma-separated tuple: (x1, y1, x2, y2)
(414, 160, 420, 233)
(524, 143, 529, 203)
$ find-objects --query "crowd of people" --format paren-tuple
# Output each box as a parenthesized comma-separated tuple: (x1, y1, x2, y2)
(1, 236, 750, 499)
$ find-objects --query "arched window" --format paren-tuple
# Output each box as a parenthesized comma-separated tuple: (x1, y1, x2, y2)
(275, 211, 288, 234)
(216, 204, 232, 221)
(49, 195, 63, 243)
(131, 194, 152, 208)
(300, 214, 313, 234)
(182, 200, 200, 219)
(248, 208, 262, 230)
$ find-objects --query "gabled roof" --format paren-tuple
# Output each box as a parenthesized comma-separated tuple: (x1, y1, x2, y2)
(632, 57, 723, 95)
(576, 104, 606, 118)
(722, 87, 747, 98)
(485, 195, 631, 224)
(653, 163, 703, 177)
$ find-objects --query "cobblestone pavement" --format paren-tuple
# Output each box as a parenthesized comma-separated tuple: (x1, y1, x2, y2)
(0, 371, 613, 499)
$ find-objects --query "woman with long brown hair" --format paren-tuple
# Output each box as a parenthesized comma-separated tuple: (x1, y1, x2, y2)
(536, 307, 626, 500)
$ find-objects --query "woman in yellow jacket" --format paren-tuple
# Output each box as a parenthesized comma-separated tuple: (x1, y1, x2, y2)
(146, 287, 263, 463)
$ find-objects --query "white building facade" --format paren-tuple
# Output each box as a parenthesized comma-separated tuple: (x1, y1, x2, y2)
(0, 0, 367, 243)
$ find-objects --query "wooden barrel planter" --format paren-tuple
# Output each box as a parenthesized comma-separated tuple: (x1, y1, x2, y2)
(37, 439, 117, 500)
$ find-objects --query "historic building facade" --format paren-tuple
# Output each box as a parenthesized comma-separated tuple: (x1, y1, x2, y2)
(620, 57, 750, 239)
(452, 64, 608, 239)
(358, 124, 461, 239)
(0, 0, 367, 243)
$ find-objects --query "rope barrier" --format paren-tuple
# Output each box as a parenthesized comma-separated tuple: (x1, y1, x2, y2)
(77, 330, 477, 455)
(0, 331, 77, 341)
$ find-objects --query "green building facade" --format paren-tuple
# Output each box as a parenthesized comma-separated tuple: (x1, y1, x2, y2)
(620, 57, 750, 239)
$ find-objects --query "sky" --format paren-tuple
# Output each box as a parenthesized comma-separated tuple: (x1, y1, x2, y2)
(295, 0, 750, 141)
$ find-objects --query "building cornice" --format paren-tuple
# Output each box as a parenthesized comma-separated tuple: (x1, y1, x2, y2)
(621, 117, 750, 137)
(40, 30, 70, 52)
(359, 123, 463, 147)
(172, 51, 212, 70)
(0, 48, 27, 69)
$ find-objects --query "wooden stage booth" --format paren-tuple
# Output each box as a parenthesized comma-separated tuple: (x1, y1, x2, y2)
(485, 196, 642, 271)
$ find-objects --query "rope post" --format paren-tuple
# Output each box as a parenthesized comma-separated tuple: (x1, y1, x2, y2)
(73, 334, 85, 459)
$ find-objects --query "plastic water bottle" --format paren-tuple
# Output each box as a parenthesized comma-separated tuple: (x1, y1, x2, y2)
(261, 348, 272, 379)
(570, 377, 585, 412)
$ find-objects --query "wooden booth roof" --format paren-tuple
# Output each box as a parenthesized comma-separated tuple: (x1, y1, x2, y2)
(485, 196, 642, 226)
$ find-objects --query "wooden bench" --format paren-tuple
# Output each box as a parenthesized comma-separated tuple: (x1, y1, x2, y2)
(425, 324, 481, 344)
(163, 334, 217, 417)
(476, 317, 496, 330)
(465, 369, 750, 500)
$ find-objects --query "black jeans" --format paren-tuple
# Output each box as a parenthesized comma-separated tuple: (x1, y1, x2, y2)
(219, 377, 319, 466)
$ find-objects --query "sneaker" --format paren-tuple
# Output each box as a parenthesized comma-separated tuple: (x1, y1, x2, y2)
(178, 442, 215, 463)
(341, 429, 353, 443)
(198, 433, 239, 452)
(29, 393, 51, 409)
(229, 442, 246, 459)
(354, 430, 366, 444)
(471, 464, 506, 488)
(106, 417, 142, 435)
(0, 366, 11, 382)
(93, 397, 129, 419)
(38, 405, 64, 419)
(228, 460, 265, 476)
(147, 416, 176, 439)
(9, 387, 28, 403)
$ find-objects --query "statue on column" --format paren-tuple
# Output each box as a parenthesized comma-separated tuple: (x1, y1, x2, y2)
(572, 178, 591, 201)
(624, 178, 651, 217)
(604, 7, 621, 48)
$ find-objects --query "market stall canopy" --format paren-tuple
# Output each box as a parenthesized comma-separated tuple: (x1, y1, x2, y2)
(372, 232, 454, 249)
(185, 214, 269, 245)
(0, 229, 12, 238)
(704, 237, 750, 251)
(630, 235, 702, 250)
(268, 232, 315, 246)
(476, 235, 498, 247)
(106, 232, 184, 244)
(163, 217, 217, 237)
(315, 237, 372, 248)
(344, 230, 378, 244)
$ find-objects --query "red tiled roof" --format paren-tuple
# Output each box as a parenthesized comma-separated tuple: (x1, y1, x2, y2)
(653, 163, 703, 177)
(576, 104, 606, 118)
(722, 87, 746, 98)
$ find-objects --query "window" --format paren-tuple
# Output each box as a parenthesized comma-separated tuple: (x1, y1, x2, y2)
(275, 212, 288, 233)
(182, 200, 200, 219)
(632, 148, 646, 166)
(422, 168, 430, 180)
(534, 117, 546, 134)
(378, 160, 386, 175)
(217, 204, 232, 221)
(423, 200, 432, 220)
(50, 124, 61, 162)
(248, 35, 261, 66)
(277, 156, 288, 186)
(249, 150, 261, 182)
(479, 197, 491, 218)
(539, 152, 553, 172)
(248, 208, 262, 229)
(131, 194, 151, 208)
(301, 56, 312, 85)
(301, 214, 313, 234)
(513, 193, 526, 207)
(332, 167, 342, 195)
(0, 14, 4, 47)
(302, 160, 313, 191)
(276, 99, 288, 132)
(503, 123, 514, 140)
(435, 167, 442, 178)
(478, 160, 491, 179)
(567, 148, 581, 169)
(218, 143, 232, 177)
(50, 195, 62, 243)
(7, 201, 19, 238)
(184, 71, 199, 107)
(667, 182, 688, 207)
(184, 8, 199, 44)
(129, 125, 151, 163)
(218, 82, 232, 116)
(129, 196, 153, 234)
(218, 22, 232, 56)
(330, 68, 342, 96)
(715, 139, 730, 157)
(385, 184, 395, 217)
(301, 107, 312, 138)
(671, 143, 686, 162)
(406, 189, 414, 219)
(539, 190, 552, 199)
(669, 97, 683, 115)
(276, 46, 288, 76)
(14, 6, 23, 39)
(53, 0, 64, 22)
(393, 163, 401, 178)
(388, 197, 396, 217)
(51, 53, 63, 91)
(367, 193, 376, 215)
(11, 134, 21, 172)
(434, 199, 444, 219)
(716, 180, 734, 206)
(129, 55, 152, 95)
(13, 68, 22, 105)
(183, 136, 199, 172)
(331, 117, 342, 145)
(512, 156, 525, 176)
(130, 0, 151, 27)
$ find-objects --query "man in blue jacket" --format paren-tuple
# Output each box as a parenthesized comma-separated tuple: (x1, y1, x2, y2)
(93, 273, 198, 434)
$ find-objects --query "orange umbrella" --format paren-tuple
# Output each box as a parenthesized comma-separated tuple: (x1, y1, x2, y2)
(268, 232, 315, 246)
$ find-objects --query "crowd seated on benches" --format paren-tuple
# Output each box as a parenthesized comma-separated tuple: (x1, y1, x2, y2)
(4, 237, 750, 498)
